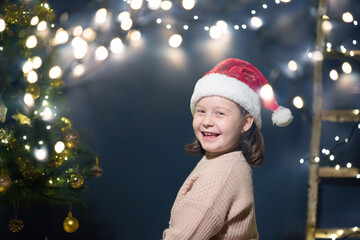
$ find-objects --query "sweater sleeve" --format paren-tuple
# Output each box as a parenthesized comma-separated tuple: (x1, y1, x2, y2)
(163, 162, 233, 240)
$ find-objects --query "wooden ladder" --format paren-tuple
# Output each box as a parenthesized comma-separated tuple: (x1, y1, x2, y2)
(305, 0, 360, 239)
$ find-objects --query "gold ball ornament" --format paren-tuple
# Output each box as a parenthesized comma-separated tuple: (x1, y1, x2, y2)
(0, 171, 12, 192)
(69, 173, 84, 189)
(63, 211, 79, 233)
(90, 165, 103, 177)
(64, 129, 80, 149)
(8, 218, 24, 233)
(25, 84, 41, 99)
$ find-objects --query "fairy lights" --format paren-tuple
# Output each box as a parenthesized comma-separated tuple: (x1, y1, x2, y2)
(110, 38, 124, 53)
(0, 19, 5, 32)
(95, 8, 108, 24)
(49, 66, 62, 79)
(95, 46, 109, 61)
(26, 35, 38, 48)
(30, 16, 39, 26)
(342, 12, 353, 23)
(342, 62, 352, 74)
(288, 60, 298, 71)
(169, 34, 182, 48)
(293, 96, 304, 109)
(182, 0, 195, 10)
(37, 21, 47, 31)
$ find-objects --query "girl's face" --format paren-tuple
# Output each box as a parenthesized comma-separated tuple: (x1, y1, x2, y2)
(193, 96, 246, 157)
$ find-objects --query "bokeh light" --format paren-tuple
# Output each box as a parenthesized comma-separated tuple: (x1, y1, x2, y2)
(169, 34, 182, 48)
(293, 96, 304, 109)
(95, 46, 109, 61)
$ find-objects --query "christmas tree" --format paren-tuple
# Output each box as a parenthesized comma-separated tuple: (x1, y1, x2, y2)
(0, 0, 101, 233)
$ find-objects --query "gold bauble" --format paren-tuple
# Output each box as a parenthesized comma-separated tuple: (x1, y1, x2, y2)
(63, 211, 79, 233)
(25, 84, 41, 99)
(64, 129, 80, 148)
(69, 173, 84, 189)
(90, 165, 103, 177)
(9, 218, 24, 233)
(0, 171, 11, 192)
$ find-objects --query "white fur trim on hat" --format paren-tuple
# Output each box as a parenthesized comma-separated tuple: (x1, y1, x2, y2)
(272, 106, 293, 127)
(190, 73, 262, 128)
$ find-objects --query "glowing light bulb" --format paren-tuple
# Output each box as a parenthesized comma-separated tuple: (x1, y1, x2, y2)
(161, 0, 172, 11)
(263, 4, 268, 9)
(27, 70, 38, 83)
(329, 155, 335, 161)
(71, 37, 88, 59)
(250, 16, 263, 28)
(234, 25, 240, 30)
(37, 21, 47, 31)
(182, 0, 195, 10)
(280, 0, 291, 2)
(148, 0, 161, 10)
(41, 107, 53, 121)
(342, 12, 353, 23)
(49, 66, 62, 79)
(357, 174, 360, 179)
(260, 84, 274, 100)
(321, 20, 332, 32)
(335, 136, 339, 141)
(118, 11, 131, 22)
(300, 158, 304, 164)
(183, 25, 189, 30)
(335, 164, 340, 170)
(83, 28, 96, 41)
(32, 56, 42, 69)
(128, 30, 141, 41)
(312, 51, 323, 61)
(209, 25, 222, 39)
(73, 64, 85, 77)
(110, 38, 123, 53)
(156, 18, 162, 24)
(54, 141, 65, 153)
(26, 35, 38, 48)
(30, 16, 39, 26)
(95, 8, 107, 24)
(342, 62, 352, 74)
(24, 93, 34, 107)
(329, 69, 338, 80)
(242, 24, 247, 29)
(288, 60, 298, 71)
(130, 0, 143, 10)
(95, 46, 109, 61)
(293, 96, 304, 109)
(121, 18, 133, 31)
(169, 34, 182, 48)
(0, 19, 5, 32)
(347, 162, 352, 168)
(314, 157, 320, 163)
(22, 61, 33, 74)
(216, 20, 228, 33)
(73, 25, 83, 37)
(34, 147, 48, 161)
(54, 28, 69, 45)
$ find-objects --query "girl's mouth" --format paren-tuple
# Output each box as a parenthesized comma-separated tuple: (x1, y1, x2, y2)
(202, 132, 220, 140)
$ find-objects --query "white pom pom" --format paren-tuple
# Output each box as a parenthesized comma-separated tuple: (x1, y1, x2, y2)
(272, 106, 293, 127)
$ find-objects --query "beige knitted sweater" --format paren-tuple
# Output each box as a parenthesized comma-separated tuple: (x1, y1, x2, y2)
(163, 151, 259, 240)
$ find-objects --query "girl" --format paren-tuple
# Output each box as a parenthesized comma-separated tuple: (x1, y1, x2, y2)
(163, 58, 293, 240)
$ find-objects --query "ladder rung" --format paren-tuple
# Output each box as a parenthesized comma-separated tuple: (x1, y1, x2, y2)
(315, 227, 360, 238)
(318, 167, 359, 178)
(324, 50, 360, 59)
(321, 110, 360, 122)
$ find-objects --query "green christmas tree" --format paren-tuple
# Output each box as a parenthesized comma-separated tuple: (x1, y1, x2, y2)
(0, 0, 101, 233)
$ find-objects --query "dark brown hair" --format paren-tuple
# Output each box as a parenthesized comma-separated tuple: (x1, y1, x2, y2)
(185, 106, 264, 167)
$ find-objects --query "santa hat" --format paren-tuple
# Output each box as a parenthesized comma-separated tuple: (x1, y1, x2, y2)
(190, 58, 293, 128)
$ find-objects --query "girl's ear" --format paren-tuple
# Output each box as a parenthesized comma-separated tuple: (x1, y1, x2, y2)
(242, 115, 255, 132)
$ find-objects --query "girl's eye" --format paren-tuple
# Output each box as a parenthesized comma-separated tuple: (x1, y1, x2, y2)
(217, 112, 225, 116)
(196, 109, 205, 113)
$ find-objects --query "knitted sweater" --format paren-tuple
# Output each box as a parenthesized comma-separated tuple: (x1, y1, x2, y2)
(163, 151, 259, 240)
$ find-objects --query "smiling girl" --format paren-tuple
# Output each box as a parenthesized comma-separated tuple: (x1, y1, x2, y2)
(163, 58, 293, 240)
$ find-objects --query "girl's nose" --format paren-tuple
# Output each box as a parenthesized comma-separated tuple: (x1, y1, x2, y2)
(202, 115, 214, 127)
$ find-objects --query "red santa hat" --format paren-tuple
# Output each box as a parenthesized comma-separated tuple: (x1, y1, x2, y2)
(190, 58, 293, 128)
